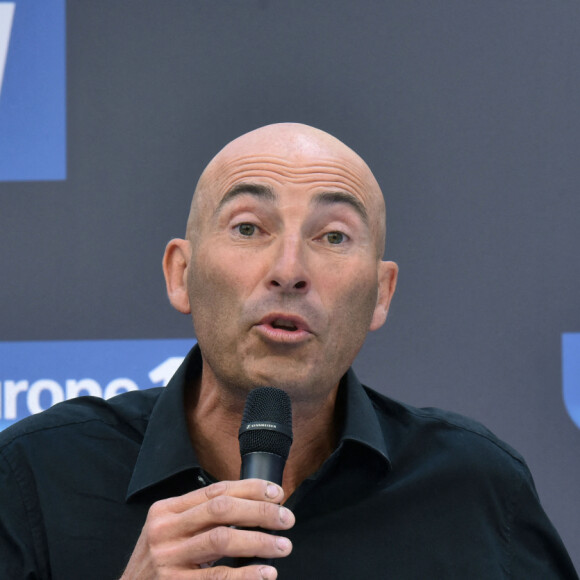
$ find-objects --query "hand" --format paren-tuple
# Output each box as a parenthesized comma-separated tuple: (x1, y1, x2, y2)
(120, 479, 294, 579)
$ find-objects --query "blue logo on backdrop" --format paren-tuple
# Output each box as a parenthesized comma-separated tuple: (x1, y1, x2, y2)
(0, 0, 66, 181)
(0, 339, 194, 431)
(562, 333, 580, 430)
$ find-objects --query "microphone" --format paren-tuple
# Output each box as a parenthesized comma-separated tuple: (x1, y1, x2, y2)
(236, 387, 293, 567)
(238, 386, 293, 483)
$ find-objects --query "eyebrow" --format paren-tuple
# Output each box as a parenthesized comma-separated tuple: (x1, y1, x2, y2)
(214, 183, 277, 216)
(311, 191, 369, 227)
(215, 182, 369, 226)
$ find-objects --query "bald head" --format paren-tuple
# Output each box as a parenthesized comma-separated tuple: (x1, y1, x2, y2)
(186, 123, 387, 257)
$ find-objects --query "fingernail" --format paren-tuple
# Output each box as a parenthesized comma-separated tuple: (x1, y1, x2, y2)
(266, 483, 282, 499)
(276, 536, 291, 551)
(279, 506, 292, 524)
(259, 565, 277, 579)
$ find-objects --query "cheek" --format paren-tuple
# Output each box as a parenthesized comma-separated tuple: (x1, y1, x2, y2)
(187, 257, 238, 352)
(189, 255, 228, 311)
(325, 266, 379, 332)
(187, 248, 263, 320)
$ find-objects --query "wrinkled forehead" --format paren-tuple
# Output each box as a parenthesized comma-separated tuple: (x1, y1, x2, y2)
(188, 124, 386, 251)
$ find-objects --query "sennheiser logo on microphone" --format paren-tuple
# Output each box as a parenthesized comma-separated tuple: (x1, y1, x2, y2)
(245, 422, 278, 430)
(241, 420, 293, 440)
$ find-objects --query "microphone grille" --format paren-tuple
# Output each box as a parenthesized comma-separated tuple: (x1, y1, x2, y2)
(239, 387, 293, 459)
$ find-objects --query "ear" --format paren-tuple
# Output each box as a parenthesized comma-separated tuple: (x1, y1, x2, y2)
(162, 238, 192, 314)
(369, 260, 398, 331)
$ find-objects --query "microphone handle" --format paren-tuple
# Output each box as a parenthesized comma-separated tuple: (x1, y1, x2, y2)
(236, 452, 287, 568)
(240, 451, 286, 483)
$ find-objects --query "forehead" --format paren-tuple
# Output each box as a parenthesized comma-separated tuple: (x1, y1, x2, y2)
(213, 154, 370, 202)
(198, 130, 381, 212)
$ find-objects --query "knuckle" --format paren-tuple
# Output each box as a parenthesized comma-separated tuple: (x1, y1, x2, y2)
(251, 478, 270, 497)
(205, 567, 233, 580)
(259, 500, 280, 525)
(259, 500, 271, 519)
(246, 529, 274, 553)
(205, 480, 229, 500)
(207, 525, 233, 552)
(146, 516, 169, 544)
(259, 529, 277, 549)
(207, 494, 233, 518)
(144, 504, 174, 545)
(147, 498, 168, 519)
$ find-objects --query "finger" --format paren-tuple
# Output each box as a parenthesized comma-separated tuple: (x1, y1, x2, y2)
(149, 527, 291, 570)
(194, 564, 278, 580)
(166, 480, 285, 515)
(183, 494, 295, 536)
(143, 564, 278, 580)
(162, 495, 294, 540)
(144, 482, 294, 548)
(185, 526, 292, 566)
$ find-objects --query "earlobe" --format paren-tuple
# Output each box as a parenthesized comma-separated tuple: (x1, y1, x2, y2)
(162, 238, 192, 314)
(369, 260, 398, 331)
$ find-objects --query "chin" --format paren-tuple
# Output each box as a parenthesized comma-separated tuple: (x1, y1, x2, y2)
(248, 365, 333, 401)
(245, 359, 309, 385)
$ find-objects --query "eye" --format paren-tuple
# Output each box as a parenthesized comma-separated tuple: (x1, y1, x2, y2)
(325, 231, 346, 244)
(236, 223, 256, 236)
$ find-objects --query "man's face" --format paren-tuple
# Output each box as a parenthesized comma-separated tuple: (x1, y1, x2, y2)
(173, 125, 397, 402)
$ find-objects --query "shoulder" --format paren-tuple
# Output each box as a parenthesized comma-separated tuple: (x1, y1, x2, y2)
(0, 387, 162, 453)
(363, 386, 532, 483)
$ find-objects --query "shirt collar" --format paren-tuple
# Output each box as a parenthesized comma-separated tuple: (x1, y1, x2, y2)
(126, 345, 391, 501)
(126, 346, 202, 501)
(334, 367, 391, 469)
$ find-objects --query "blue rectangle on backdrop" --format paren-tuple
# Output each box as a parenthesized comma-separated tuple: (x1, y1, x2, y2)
(0, 338, 195, 431)
(562, 333, 580, 430)
(0, 0, 66, 181)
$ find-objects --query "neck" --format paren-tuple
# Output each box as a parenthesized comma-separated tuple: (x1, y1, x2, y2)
(185, 365, 340, 499)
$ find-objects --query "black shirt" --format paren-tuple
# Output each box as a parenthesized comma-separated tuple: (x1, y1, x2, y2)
(0, 346, 577, 579)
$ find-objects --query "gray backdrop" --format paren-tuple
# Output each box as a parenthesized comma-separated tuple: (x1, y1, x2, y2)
(1, 0, 579, 570)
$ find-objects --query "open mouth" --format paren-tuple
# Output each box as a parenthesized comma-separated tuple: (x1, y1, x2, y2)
(271, 319, 299, 331)
(256, 314, 312, 343)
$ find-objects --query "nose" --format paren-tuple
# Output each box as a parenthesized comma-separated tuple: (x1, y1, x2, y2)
(267, 235, 310, 293)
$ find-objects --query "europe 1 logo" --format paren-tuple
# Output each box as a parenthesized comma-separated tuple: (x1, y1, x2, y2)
(0, 338, 194, 431)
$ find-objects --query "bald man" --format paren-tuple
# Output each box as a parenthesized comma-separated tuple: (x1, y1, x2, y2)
(0, 124, 576, 579)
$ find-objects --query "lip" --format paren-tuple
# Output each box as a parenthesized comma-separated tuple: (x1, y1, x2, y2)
(254, 313, 313, 344)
